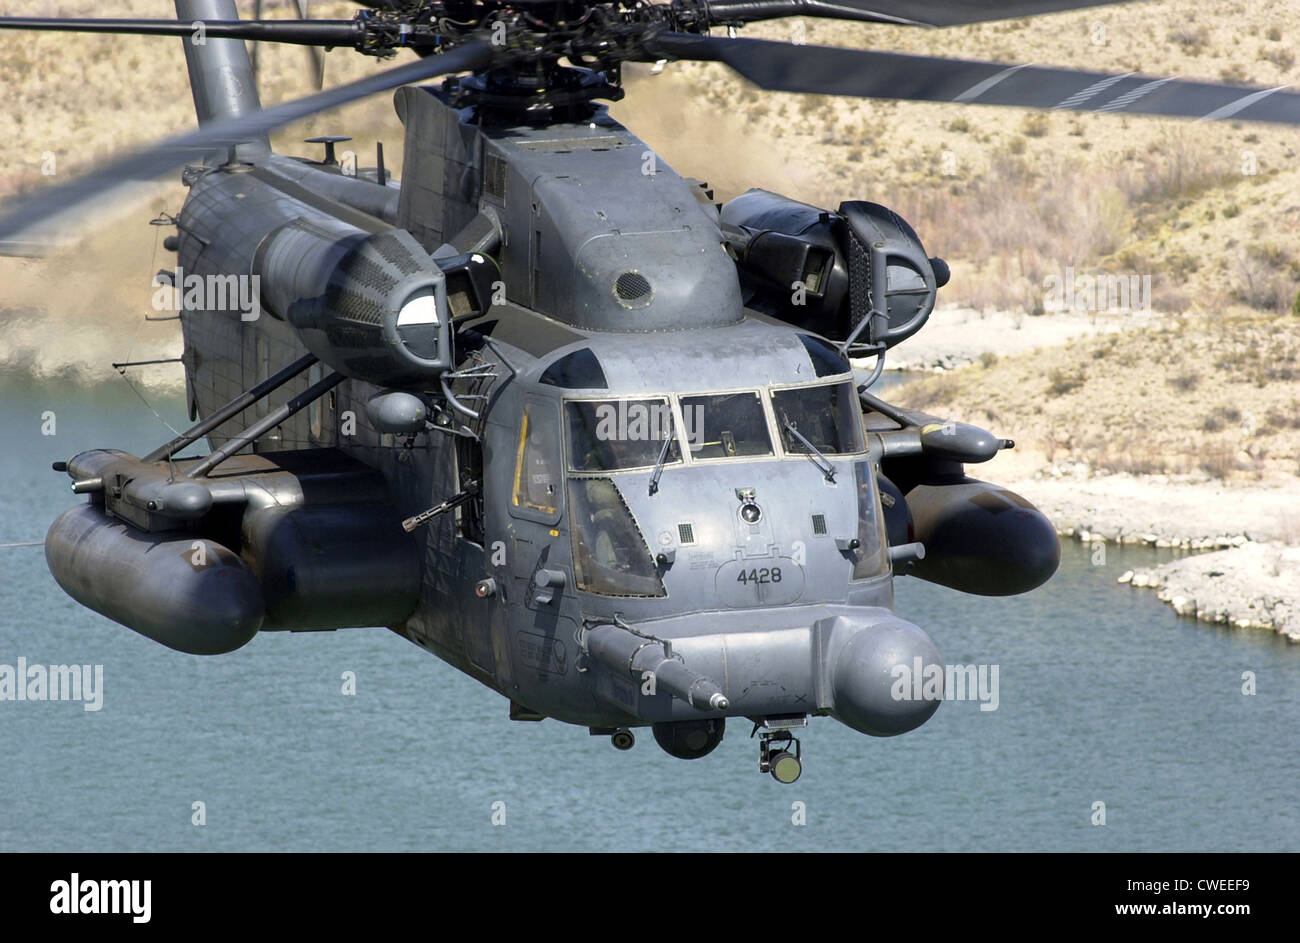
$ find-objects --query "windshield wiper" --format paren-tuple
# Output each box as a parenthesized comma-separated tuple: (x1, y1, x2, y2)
(648, 422, 675, 496)
(781, 413, 836, 483)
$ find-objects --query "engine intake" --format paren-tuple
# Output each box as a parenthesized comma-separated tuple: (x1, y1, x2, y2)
(721, 189, 948, 352)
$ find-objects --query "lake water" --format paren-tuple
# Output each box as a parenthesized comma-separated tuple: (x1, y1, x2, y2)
(1, 376, 1297, 852)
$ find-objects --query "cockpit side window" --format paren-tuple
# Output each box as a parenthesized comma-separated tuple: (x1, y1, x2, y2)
(851, 461, 888, 581)
(568, 477, 666, 596)
(771, 381, 865, 455)
(566, 398, 682, 473)
(680, 391, 773, 460)
(513, 402, 560, 515)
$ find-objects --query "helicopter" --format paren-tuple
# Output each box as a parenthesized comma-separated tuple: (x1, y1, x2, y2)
(3, 0, 1298, 783)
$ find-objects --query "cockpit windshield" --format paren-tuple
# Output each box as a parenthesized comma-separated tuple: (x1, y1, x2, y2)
(680, 391, 773, 460)
(566, 398, 682, 472)
(771, 381, 865, 455)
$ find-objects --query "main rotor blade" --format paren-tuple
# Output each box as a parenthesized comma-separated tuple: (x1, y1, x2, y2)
(718, 0, 1141, 27)
(703, 1, 928, 26)
(646, 32, 1300, 126)
(0, 41, 494, 250)
(701, 0, 1137, 27)
(0, 17, 361, 48)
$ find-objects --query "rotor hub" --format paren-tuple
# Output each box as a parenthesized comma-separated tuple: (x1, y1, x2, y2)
(447, 62, 623, 122)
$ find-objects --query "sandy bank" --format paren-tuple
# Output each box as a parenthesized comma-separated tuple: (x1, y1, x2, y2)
(1008, 474, 1300, 547)
(877, 305, 1151, 372)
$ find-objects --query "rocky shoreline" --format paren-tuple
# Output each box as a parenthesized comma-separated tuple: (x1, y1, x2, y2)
(1116, 544, 1300, 641)
(1008, 475, 1300, 643)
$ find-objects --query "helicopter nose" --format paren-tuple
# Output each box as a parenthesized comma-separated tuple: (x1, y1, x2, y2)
(830, 617, 943, 737)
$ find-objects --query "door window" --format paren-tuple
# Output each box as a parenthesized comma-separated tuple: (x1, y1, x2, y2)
(512, 400, 561, 519)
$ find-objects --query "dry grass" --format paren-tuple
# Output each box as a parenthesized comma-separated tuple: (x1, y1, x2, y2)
(897, 315, 1300, 482)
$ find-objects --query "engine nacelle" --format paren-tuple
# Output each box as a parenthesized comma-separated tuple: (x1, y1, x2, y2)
(253, 220, 483, 387)
(176, 162, 501, 389)
(720, 189, 949, 350)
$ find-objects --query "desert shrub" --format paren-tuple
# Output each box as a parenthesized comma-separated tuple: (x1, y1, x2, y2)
(1115, 129, 1238, 206)
(1260, 46, 1295, 70)
(1231, 244, 1300, 314)
(1264, 401, 1300, 431)
(1020, 113, 1049, 138)
(1168, 26, 1210, 54)
(1220, 63, 1249, 83)
(1202, 406, 1242, 432)
(1047, 367, 1084, 397)
(1198, 441, 1242, 479)
(897, 373, 963, 412)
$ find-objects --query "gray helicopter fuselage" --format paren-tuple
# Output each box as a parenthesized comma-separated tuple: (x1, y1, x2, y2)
(468, 308, 906, 730)
(158, 87, 943, 737)
(39, 9, 1068, 770)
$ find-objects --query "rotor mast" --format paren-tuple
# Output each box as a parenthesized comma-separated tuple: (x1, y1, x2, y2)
(175, 0, 270, 157)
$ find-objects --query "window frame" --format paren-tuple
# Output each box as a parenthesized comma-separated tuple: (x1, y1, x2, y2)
(562, 394, 689, 476)
(766, 378, 869, 459)
(566, 475, 667, 598)
(559, 375, 867, 474)
(849, 460, 891, 582)
(673, 385, 783, 464)
(509, 396, 564, 525)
